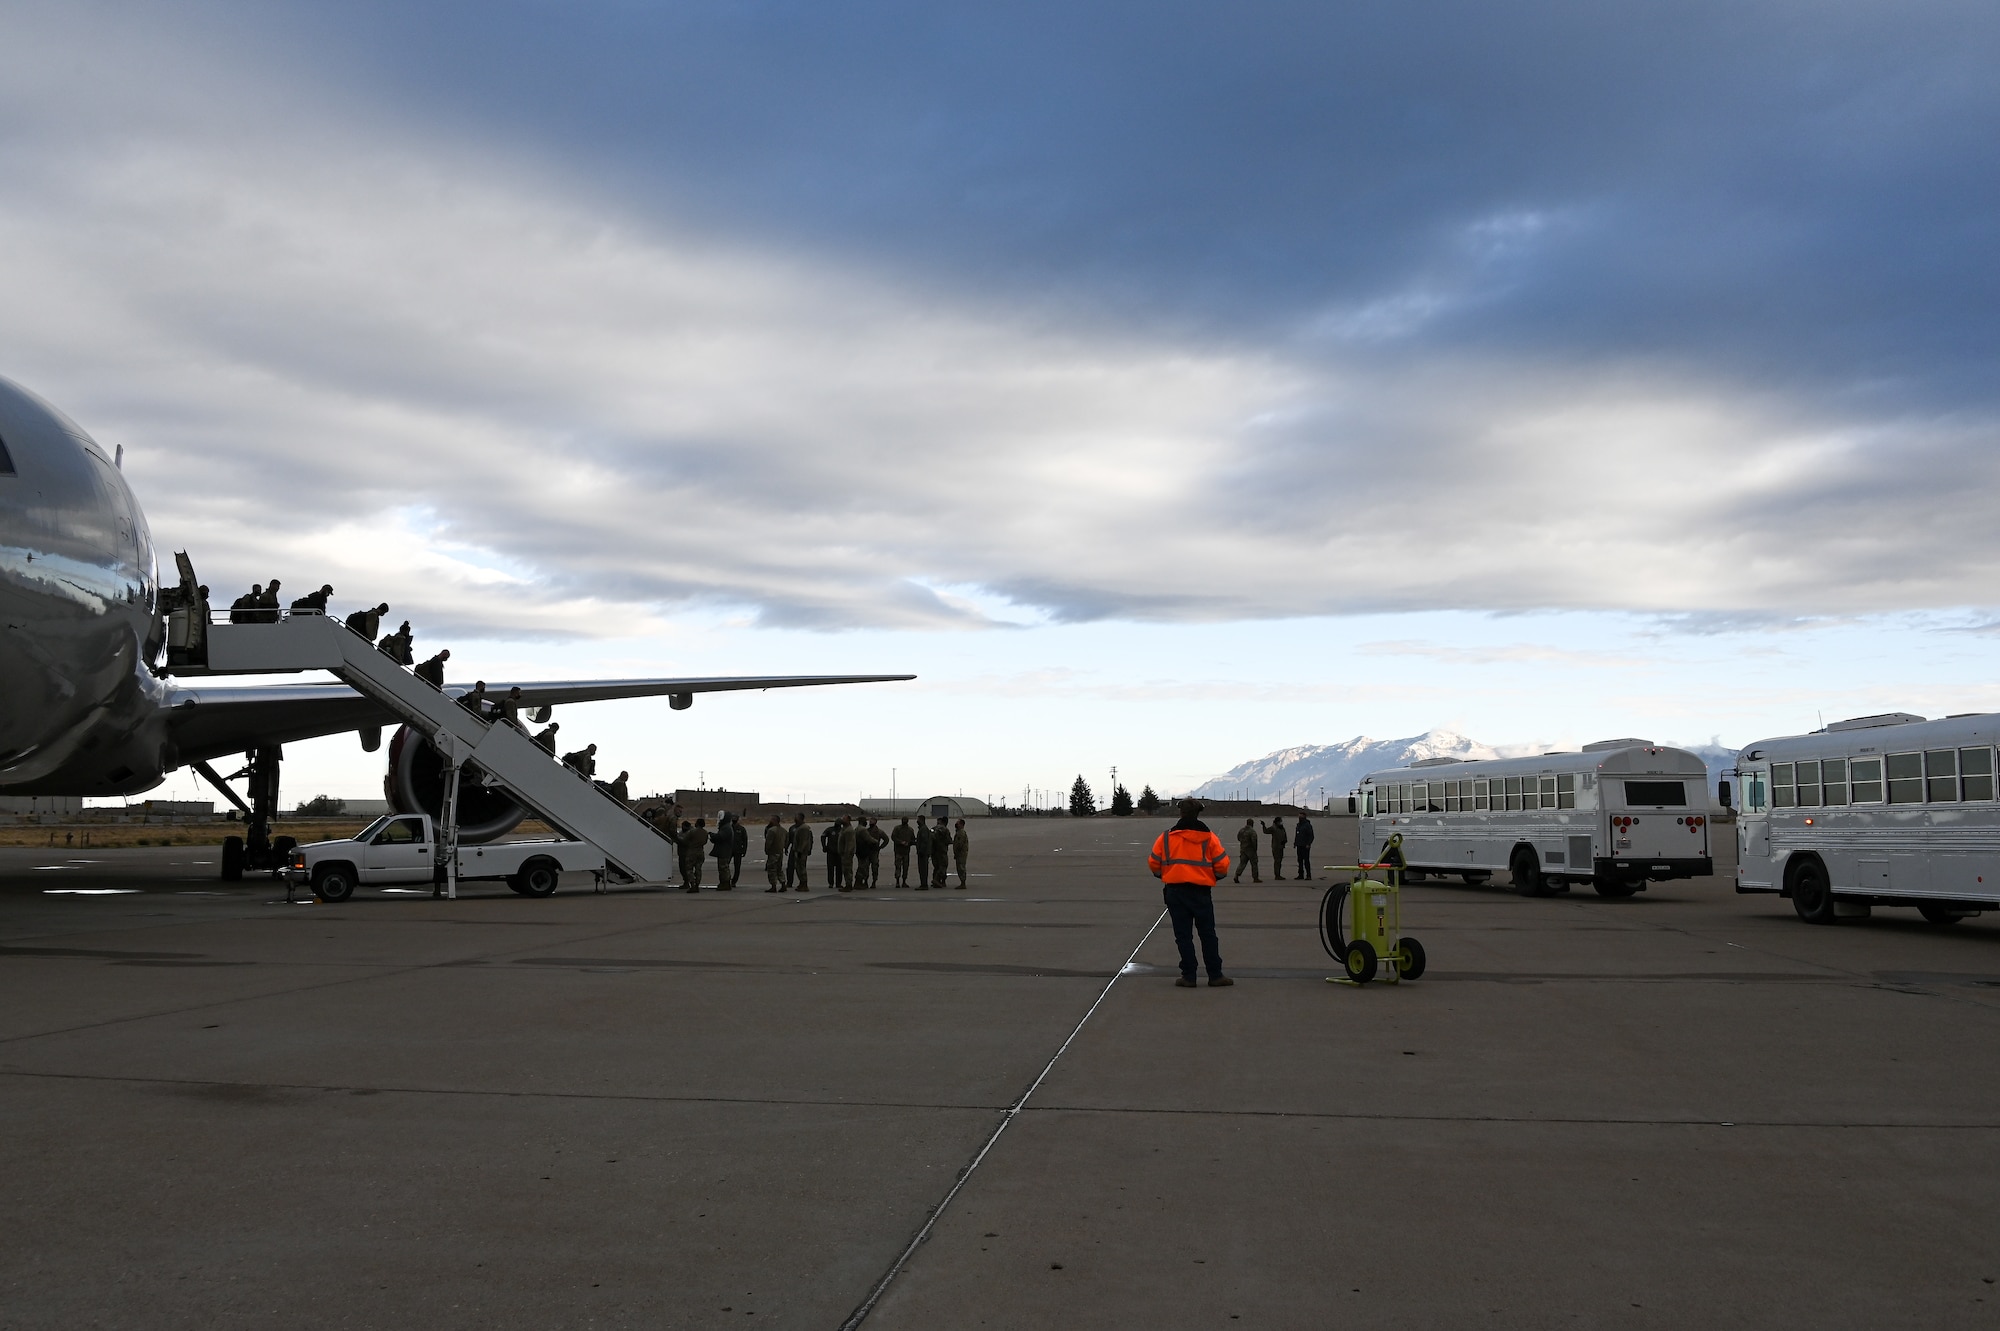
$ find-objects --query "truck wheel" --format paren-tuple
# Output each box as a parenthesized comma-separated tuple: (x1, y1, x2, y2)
(312, 863, 356, 903)
(1510, 849, 1548, 897)
(514, 857, 561, 898)
(1918, 902, 1970, 926)
(1343, 939, 1378, 984)
(1594, 875, 1639, 898)
(220, 836, 244, 882)
(1395, 936, 1426, 981)
(1789, 857, 1836, 925)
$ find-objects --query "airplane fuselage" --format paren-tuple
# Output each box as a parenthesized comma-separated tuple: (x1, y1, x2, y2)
(0, 376, 168, 794)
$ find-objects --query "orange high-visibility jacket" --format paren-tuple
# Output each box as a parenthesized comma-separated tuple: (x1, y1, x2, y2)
(1148, 825, 1230, 886)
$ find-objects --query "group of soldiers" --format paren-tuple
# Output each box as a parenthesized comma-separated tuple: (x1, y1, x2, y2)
(1231, 813, 1317, 882)
(640, 809, 971, 894)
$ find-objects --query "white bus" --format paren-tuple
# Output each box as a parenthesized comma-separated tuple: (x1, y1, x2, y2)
(1734, 711, 1999, 925)
(1355, 741, 1714, 897)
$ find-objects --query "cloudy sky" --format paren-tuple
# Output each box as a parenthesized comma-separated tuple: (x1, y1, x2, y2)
(8, 1, 1999, 804)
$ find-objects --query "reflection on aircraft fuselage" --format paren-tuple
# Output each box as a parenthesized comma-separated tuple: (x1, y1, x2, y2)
(0, 375, 168, 794)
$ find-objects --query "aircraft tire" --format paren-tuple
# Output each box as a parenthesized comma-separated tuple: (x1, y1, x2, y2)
(221, 836, 244, 881)
(1918, 902, 1970, 926)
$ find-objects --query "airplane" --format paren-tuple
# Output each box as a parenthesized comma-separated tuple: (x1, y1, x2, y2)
(0, 373, 912, 842)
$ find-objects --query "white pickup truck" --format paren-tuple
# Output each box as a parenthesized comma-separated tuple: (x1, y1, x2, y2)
(285, 813, 605, 902)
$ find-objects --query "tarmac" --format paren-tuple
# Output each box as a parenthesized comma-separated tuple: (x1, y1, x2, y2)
(3, 815, 1998, 1329)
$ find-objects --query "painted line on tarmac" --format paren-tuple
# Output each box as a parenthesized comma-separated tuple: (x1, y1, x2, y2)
(838, 907, 1169, 1331)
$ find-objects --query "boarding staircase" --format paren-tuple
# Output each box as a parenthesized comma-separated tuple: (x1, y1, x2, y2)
(185, 613, 679, 884)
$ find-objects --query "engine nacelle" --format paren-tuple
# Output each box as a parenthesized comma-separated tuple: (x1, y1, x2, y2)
(384, 724, 528, 843)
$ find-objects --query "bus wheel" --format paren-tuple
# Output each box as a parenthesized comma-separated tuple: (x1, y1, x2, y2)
(1594, 876, 1638, 899)
(1918, 902, 1969, 926)
(1510, 850, 1548, 897)
(1789, 858, 1836, 925)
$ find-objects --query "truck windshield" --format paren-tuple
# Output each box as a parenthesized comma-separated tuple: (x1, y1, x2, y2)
(353, 816, 391, 842)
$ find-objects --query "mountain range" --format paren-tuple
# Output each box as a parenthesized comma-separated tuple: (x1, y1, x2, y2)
(1194, 729, 1739, 808)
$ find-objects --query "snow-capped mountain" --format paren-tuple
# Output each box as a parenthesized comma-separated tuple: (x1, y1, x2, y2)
(1194, 729, 1500, 806)
(1196, 730, 1740, 807)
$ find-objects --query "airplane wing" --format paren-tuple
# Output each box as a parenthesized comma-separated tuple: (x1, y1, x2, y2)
(163, 674, 914, 765)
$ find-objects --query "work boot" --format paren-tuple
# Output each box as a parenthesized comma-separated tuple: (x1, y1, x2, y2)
(1208, 975, 1235, 987)
(1175, 976, 1198, 988)
(684, 885, 699, 894)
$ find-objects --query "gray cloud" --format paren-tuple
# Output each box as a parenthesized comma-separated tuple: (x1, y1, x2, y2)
(2, 3, 1997, 635)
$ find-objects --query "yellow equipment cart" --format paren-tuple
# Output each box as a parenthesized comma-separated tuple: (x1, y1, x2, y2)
(1319, 852, 1427, 985)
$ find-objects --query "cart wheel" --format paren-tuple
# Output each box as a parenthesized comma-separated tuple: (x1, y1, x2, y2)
(1344, 939, 1378, 984)
(1318, 883, 1350, 960)
(1395, 936, 1427, 981)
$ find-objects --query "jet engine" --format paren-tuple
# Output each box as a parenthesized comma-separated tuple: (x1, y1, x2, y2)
(384, 724, 529, 843)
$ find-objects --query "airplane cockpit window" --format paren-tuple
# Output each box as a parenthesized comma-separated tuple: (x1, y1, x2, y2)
(0, 433, 14, 476)
(375, 818, 424, 845)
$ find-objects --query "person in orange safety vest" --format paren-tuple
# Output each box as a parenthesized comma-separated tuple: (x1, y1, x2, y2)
(1147, 798, 1234, 988)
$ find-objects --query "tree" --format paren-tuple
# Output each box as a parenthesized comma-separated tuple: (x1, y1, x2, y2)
(297, 794, 345, 816)
(1136, 784, 1161, 814)
(1109, 783, 1134, 816)
(1068, 775, 1097, 817)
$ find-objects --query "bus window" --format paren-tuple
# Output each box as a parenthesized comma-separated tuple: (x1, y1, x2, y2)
(1795, 760, 1820, 807)
(1623, 780, 1687, 806)
(1771, 763, 1795, 807)
(1925, 749, 1958, 802)
(1886, 753, 1922, 803)
(1444, 781, 1460, 813)
(1504, 776, 1523, 811)
(1537, 776, 1556, 809)
(1821, 757, 1848, 806)
(1474, 779, 1490, 811)
(1557, 773, 1576, 809)
(1743, 772, 1767, 811)
(1961, 748, 1994, 801)
(1850, 758, 1883, 803)
(1362, 787, 1375, 816)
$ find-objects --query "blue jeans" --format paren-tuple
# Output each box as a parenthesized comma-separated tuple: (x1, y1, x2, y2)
(1162, 884, 1223, 980)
